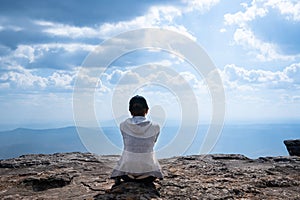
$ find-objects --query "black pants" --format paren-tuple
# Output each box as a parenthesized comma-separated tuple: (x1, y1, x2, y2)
(120, 175, 156, 183)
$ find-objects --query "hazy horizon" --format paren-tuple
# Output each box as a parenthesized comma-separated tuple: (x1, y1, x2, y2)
(1, 118, 300, 132)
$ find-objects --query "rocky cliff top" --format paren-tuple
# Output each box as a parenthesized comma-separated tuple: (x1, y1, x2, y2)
(0, 152, 299, 199)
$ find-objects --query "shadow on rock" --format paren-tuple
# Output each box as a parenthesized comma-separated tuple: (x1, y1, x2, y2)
(22, 174, 72, 192)
(94, 181, 161, 200)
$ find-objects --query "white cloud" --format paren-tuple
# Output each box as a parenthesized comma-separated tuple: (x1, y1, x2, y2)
(0, 24, 23, 32)
(35, 6, 182, 38)
(35, 20, 99, 39)
(161, 25, 197, 41)
(33, 5, 196, 41)
(107, 69, 126, 84)
(0, 65, 79, 91)
(283, 63, 300, 84)
(233, 28, 295, 61)
(179, 71, 205, 90)
(183, 0, 220, 12)
(264, 0, 300, 21)
(224, 2, 268, 26)
(147, 5, 182, 23)
(120, 71, 141, 85)
(219, 28, 226, 33)
(0, 66, 48, 89)
(224, 0, 300, 61)
(49, 71, 75, 88)
(14, 45, 36, 63)
(108, 4, 195, 40)
(1, 43, 96, 66)
(106, 69, 141, 85)
(103, 64, 207, 95)
(221, 63, 300, 90)
(34, 43, 96, 53)
(154, 59, 173, 66)
(224, 0, 300, 26)
(73, 67, 111, 94)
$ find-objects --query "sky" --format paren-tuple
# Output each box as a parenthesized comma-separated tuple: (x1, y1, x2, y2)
(0, 0, 300, 129)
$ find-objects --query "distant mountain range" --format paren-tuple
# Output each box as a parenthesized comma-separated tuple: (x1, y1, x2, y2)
(0, 126, 88, 160)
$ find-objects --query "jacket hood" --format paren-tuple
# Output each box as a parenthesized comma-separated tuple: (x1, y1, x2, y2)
(120, 116, 159, 138)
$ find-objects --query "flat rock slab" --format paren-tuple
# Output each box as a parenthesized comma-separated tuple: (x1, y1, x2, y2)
(0, 152, 300, 199)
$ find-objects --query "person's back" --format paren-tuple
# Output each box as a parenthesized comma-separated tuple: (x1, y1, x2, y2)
(111, 95, 163, 184)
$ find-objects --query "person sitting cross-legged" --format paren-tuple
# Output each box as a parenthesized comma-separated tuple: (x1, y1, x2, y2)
(110, 95, 163, 185)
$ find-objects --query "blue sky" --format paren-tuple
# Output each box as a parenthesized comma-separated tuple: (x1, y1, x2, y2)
(0, 0, 300, 129)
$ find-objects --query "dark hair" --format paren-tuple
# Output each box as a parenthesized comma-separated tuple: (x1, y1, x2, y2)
(129, 95, 149, 116)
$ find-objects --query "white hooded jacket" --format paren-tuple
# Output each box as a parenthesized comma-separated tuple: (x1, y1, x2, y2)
(111, 116, 163, 178)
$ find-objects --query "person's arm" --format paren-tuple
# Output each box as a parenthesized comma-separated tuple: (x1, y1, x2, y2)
(154, 132, 159, 143)
(153, 124, 160, 143)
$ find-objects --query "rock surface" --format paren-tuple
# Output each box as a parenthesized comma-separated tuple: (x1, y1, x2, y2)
(284, 139, 300, 156)
(0, 152, 299, 199)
